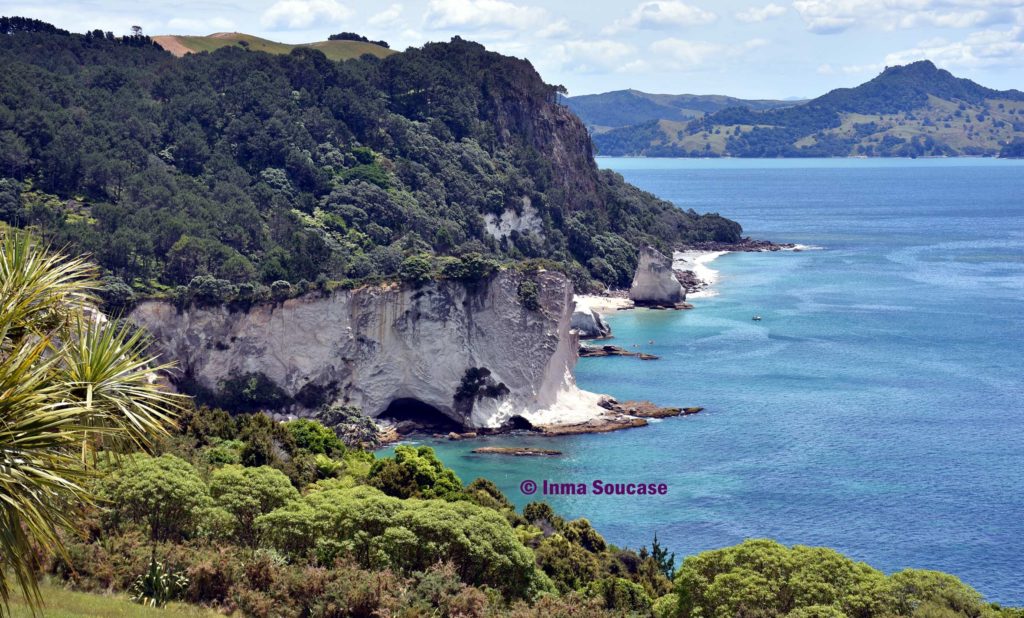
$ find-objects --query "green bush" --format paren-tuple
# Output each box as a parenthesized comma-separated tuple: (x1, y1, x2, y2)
(209, 464, 299, 545)
(99, 454, 210, 542)
(398, 253, 435, 285)
(516, 278, 540, 310)
(258, 485, 539, 598)
(587, 577, 652, 613)
(283, 418, 346, 457)
(674, 539, 897, 618)
(368, 445, 463, 500)
(440, 252, 499, 281)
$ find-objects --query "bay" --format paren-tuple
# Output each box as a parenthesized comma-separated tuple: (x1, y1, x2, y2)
(389, 158, 1024, 604)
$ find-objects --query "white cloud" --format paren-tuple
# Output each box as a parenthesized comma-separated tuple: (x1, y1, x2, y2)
(423, 0, 551, 32)
(368, 4, 403, 27)
(167, 17, 235, 33)
(548, 40, 640, 74)
(649, 37, 768, 70)
(606, 1, 717, 33)
(735, 3, 787, 23)
(261, 0, 352, 30)
(884, 26, 1024, 67)
(793, 0, 1024, 35)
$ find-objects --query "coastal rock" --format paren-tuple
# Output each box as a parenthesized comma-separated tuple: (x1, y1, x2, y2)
(611, 400, 683, 418)
(629, 246, 686, 306)
(472, 446, 562, 456)
(130, 271, 603, 430)
(570, 307, 612, 339)
(579, 345, 659, 360)
(536, 414, 649, 435)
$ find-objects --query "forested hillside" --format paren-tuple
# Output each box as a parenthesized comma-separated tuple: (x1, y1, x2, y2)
(589, 61, 1024, 157)
(0, 17, 741, 305)
(565, 89, 800, 132)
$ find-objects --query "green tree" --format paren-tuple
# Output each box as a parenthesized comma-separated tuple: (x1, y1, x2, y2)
(368, 445, 463, 500)
(99, 454, 210, 542)
(283, 418, 346, 456)
(398, 254, 434, 285)
(209, 464, 299, 545)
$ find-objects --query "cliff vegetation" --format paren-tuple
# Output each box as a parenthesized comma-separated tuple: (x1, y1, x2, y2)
(0, 17, 741, 304)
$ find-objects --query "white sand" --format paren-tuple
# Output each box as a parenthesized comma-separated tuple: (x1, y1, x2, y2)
(673, 250, 729, 298)
(573, 294, 634, 315)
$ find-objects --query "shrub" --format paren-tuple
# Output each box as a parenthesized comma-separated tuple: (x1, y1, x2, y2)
(398, 253, 434, 285)
(440, 252, 499, 281)
(188, 275, 235, 305)
(270, 279, 292, 301)
(284, 418, 346, 457)
(674, 539, 894, 618)
(368, 445, 463, 500)
(130, 557, 189, 608)
(99, 454, 210, 542)
(517, 278, 540, 310)
(210, 465, 299, 545)
(587, 577, 652, 613)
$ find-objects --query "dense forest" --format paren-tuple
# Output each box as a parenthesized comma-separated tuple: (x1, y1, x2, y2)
(0, 17, 741, 307)
(589, 61, 1024, 158)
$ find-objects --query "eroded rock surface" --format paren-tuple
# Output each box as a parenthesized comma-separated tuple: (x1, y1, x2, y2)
(130, 271, 601, 429)
(629, 245, 686, 306)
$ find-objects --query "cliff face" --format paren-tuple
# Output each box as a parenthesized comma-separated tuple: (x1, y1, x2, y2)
(130, 272, 596, 429)
(629, 246, 686, 305)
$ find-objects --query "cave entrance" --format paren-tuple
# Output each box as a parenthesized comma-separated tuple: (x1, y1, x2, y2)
(506, 415, 535, 431)
(381, 398, 463, 432)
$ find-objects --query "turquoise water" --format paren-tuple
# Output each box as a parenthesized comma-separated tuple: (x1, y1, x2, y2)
(390, 158, 1024, 604)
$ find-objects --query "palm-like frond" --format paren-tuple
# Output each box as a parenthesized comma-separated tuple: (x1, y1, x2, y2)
(0, 230, 97, 343)
(57, 317, 188, 458)
(0, 230, 184, 616)
(0, 333, 94, 614)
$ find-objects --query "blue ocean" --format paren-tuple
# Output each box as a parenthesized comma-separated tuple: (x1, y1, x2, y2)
(391, 158, 1024, 604)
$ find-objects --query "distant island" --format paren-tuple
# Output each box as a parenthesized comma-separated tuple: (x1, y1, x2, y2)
(567, 61, 1024, 158)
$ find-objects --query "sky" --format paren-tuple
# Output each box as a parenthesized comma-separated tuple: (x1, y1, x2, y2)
(3, 0, 1024, 99)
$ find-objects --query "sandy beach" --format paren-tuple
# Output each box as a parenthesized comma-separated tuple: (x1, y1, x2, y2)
(673, 250, 729, 298)
(573, 294, 634, 314)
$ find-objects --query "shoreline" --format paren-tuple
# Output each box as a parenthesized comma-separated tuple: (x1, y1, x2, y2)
(382, 239, 813, 446)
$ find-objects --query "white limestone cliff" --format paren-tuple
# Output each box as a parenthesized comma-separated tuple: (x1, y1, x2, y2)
(130, 271, 603, 429)
(629, 245, 686, 305)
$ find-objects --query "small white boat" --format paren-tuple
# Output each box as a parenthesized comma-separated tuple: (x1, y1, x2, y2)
(752, 315, 762, 321)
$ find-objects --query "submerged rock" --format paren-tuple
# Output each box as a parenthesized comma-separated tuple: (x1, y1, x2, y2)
(579, 345, 659, 360)
(629, 246, 686, 307)
(472, 446, 562, 456)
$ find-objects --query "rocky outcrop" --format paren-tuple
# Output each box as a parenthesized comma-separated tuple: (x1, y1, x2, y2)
(570, 307, 612, 339)
(579, 345, 658, 360)
(629, 246, 686, 306)
(130, 271, 602, 429)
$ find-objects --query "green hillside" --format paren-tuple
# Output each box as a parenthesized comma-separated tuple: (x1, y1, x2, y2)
(0, 19, 741, 303)
(592, 61, 1024, 157)
(153, 32, 396, 61)
(564, 89, 801, 133)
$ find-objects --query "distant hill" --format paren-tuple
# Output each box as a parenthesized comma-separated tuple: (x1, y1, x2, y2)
(588, 61, 1024, 157)
(564, 89, 802, 133)
(153, 32, 396, 61)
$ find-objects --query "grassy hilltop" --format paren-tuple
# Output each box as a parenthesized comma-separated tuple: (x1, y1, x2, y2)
(152, 32, 395, 62)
